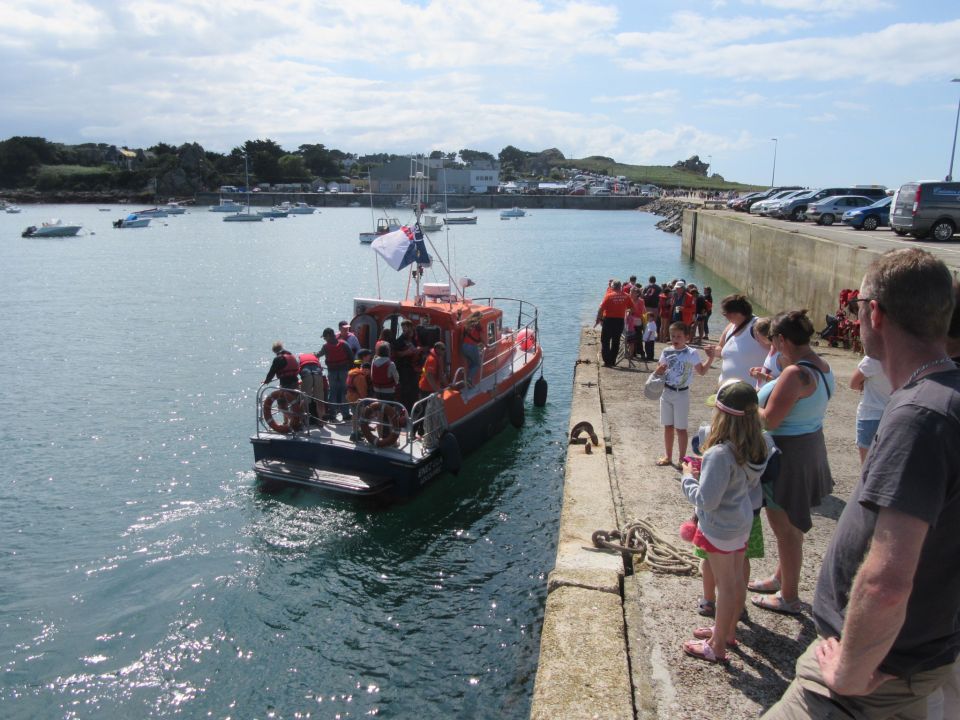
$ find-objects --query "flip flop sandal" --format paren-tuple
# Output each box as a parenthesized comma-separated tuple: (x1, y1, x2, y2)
(747, 576, 781, 594)
(751, 591, 803, 616)
(692, 626, 738, 647)
(655, 457, 673, 466)
(682, 638, 727, 664)
(697, 598, 715, 617)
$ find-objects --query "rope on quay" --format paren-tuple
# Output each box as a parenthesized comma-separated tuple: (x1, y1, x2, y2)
(592, 519, 700, 575)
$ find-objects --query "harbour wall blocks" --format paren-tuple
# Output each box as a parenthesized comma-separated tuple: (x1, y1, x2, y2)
(681, 210, 880, 328)
(195, 192, 652, 211)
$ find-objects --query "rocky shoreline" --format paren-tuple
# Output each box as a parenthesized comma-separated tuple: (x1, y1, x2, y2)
(641, 198, 699, 234)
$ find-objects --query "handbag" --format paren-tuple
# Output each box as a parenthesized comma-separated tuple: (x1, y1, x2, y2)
(644, 372, 665, 400)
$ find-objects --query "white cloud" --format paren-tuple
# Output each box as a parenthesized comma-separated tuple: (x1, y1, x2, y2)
(616, 18, 960, 84)
(746, 0, 893, 17)
(807, 112, 837, 123)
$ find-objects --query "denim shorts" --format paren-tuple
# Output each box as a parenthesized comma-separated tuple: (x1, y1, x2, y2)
(856, 417, 881, 449)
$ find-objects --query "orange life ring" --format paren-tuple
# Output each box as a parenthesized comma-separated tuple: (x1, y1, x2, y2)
(359, 402, 402, 447)
(262, 389, 303, 434)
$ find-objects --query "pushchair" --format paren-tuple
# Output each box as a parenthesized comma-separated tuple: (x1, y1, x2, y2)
(819, 288, 861, 352)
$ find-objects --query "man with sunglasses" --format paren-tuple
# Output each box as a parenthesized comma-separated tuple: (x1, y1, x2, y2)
(765, 248, 960, 718)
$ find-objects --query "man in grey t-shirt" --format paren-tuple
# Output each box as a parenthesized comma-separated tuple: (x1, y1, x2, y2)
(764, 248, 960, 718)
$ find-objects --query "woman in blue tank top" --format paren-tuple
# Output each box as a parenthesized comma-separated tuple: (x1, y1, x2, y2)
(750, 310, 835, 616)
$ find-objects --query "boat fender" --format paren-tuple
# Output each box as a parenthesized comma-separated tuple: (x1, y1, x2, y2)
(359, 402, 402, 447)
(440, 432, 462, 474)
(262, 389, 303, 434)
(516, 328, 536, 351)
(533, 376, 548, 407)
(509, 394, 525, 428)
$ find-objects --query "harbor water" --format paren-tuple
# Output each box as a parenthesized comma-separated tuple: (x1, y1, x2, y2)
(0, 205, 740, 719)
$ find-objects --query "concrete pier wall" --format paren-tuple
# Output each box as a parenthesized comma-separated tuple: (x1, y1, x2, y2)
(681, 209, 878, 326)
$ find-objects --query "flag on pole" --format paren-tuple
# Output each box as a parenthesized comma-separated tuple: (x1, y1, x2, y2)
(371, 224, 432, 271)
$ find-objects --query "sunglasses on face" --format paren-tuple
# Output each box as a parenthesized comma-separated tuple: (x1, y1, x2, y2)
(847, 297, 874, 315)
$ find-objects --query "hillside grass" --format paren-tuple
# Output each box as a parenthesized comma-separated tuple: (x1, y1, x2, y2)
(559, 157, 762, 191)
(35, 164, 117, 178)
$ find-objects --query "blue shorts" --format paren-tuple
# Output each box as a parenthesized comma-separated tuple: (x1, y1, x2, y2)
(856, 417, 881, 449)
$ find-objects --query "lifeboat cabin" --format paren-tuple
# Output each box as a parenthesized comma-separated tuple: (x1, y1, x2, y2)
(251, 283, 542, 499)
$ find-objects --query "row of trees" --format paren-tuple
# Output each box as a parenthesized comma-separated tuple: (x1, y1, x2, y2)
(0, 135, 567, 194)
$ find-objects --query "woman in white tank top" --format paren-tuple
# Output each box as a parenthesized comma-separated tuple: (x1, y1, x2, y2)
(706, 295, 769, 385)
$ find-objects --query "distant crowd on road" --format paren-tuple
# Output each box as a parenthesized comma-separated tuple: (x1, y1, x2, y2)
(595, 249, 960, 718)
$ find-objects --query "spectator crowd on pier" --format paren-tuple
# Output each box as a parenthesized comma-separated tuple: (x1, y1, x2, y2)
(595, 249, 960, 718)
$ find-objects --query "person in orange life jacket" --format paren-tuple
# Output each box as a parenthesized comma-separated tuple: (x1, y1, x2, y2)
(370, 343, 400, 401)
(461, 312, 484, 387)
(298, 350, 324, 424)
(418, 342, 449, 395)
(338, 320, 362, 356)
(595, 280, 633, 367)
(317, 327, 354, 422)
(346, 349, 372, 404)
(262, 341, 300, 390)
(392, 320, 420, 412)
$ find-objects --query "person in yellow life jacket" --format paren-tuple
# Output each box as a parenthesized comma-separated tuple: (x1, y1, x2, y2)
(346, 350, 372, 404)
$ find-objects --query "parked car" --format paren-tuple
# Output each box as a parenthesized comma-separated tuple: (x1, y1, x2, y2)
(806, 195, 875, 225)
(737, 186, 803, 213)
(728, 191, 764, 210)
(752, 189, 807, 216)
(780, 186, 887, 221)
(842, 196, 891, 230)
(889, 181, 960, 241)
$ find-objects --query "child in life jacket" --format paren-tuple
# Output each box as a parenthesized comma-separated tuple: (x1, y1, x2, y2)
(679, 380, 774, 664)
(370, 343, 400, 402)
(346, 350, 372, 404)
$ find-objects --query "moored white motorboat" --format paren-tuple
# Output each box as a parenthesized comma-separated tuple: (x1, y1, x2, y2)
(444, 215, 477, 225)
(251, 228, 546, 499)
(223, 154, 264, 223)
(209, 199, 245, 212)
(131, 207, 168, 218)
(5, 205, 22, 214)
(276, 201, 316, 214)
(500, 207, 526, 218)
(420, 214, 444, 232)
(447, 206, 475, 213)
(359, 216, 401, 244)
(22, 219, 82, 237)
(113, 214, 151, 229)
(163, 201, 187, 215)
(257, 208, 289, 218)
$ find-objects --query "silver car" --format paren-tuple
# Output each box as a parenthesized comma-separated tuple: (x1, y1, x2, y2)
(805, 195, 874, 225)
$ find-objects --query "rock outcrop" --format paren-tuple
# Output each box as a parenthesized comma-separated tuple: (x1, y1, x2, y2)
(642, 199, 697, 235)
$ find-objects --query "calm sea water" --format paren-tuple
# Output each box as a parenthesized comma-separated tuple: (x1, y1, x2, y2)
(0, 204, 739, 719)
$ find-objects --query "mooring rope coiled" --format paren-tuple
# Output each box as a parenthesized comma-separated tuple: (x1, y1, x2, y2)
(592, 518, 700, 575)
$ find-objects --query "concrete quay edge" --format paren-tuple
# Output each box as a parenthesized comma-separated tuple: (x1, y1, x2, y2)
(530, 328, 633, 720)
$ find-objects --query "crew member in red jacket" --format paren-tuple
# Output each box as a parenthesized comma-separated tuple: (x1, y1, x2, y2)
(595, 281, 633, 367)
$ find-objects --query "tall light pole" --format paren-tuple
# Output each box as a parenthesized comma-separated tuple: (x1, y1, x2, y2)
(947, 78, 960, 182)
(770, 138, 778, 187)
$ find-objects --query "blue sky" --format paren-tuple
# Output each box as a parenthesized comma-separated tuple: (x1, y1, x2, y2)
(2, 0, 959, 187)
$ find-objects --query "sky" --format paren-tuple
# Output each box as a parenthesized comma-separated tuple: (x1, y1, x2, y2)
(2, 0, 959, 188)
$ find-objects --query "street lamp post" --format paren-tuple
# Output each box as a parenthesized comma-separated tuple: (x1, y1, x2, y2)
(770, 138, 778, 187)
(947, 78, 960, 182)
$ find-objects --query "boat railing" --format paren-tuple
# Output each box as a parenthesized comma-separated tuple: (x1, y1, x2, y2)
(354, 395, 447, 456)
(469, 297, 541, 384)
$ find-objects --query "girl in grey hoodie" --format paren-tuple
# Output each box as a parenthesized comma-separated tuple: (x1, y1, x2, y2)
(680, 380, 774, 663)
